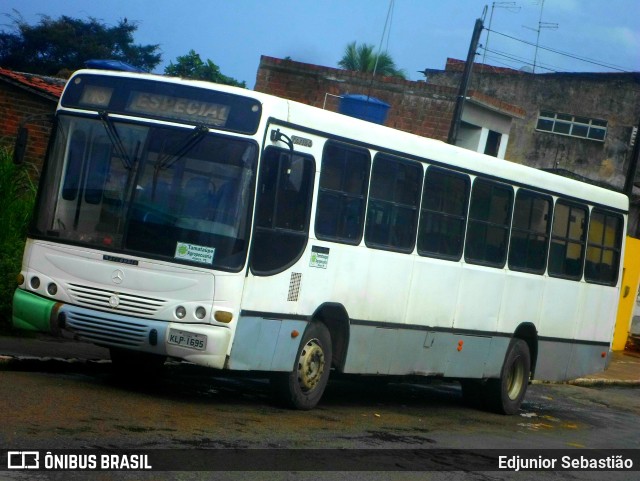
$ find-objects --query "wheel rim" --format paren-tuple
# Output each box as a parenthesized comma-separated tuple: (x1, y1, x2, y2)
(297, 338, 325, 392)
(505, 354, 525, 401)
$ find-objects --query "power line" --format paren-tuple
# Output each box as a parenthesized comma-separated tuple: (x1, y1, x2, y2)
(485, 27, 632, 72)
(481, 47, 557, 72)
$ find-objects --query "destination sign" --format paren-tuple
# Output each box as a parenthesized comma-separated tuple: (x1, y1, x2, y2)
(61, 73, 262, 134)
(127, 92, 230, 126)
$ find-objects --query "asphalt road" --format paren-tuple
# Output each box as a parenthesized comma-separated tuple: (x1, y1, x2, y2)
(0, 335, 639, 480)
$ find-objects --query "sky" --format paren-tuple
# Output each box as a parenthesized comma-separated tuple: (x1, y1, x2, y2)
(2, 0, 639, 87)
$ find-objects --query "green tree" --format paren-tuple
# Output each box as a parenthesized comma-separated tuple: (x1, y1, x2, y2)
(0, 12, 161, 76)
(164, 50, 246, 88)
(338, 41, 406, 79)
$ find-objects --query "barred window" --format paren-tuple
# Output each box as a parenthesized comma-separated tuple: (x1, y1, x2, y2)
(536, 111, 607, 142)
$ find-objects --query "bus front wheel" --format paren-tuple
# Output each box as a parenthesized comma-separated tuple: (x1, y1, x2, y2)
(485, 338, 531, 415)
(271, 322, 332, 410)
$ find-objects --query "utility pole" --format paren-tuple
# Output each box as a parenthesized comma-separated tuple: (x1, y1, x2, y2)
(447, 15, 485, 146)
(623, 122, 640, 197)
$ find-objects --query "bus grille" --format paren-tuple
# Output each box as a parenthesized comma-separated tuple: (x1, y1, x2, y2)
(67, 283, 167, 317)
(64, 310, 147, 347)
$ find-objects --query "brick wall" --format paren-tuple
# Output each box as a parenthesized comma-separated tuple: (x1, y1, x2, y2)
(0, 82, 56, 174)
(254, 56, 457, 141)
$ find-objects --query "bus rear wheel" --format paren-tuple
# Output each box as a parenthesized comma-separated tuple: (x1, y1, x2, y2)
(485, 338, 530, 415)
(271, 322, 332, 410)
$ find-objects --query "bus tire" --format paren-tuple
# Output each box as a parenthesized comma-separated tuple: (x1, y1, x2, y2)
(271, 322, 332, 410)
(485, 338, 530, 415)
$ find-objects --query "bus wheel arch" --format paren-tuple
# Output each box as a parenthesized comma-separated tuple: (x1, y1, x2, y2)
(311, 302, 350, 372)
(513, 322, 538, 379)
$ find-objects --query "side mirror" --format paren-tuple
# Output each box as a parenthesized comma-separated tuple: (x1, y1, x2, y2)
(13, 127, 28, 165)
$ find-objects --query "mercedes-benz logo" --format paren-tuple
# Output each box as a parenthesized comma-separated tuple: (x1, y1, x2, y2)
(109, 294, 120, 308)
(111, 269, 124, 284)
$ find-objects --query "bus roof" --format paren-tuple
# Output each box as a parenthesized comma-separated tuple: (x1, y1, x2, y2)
(66, 69, 629, 213)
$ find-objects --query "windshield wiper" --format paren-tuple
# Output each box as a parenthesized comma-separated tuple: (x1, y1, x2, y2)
(99, 111, 133, 169)
(155, 124, 209, 171)
(148, 124, 208, 201)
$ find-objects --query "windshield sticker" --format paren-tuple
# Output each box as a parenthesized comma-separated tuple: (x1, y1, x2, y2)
(175, 242, 215, 265)
(310, 246, 329, 269)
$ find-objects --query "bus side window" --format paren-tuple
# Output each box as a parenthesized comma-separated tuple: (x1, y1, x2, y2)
(315, 141, 370, 244)
(365, 153, 422, 253)
(508, 189, 552, 274)
(465, 178, 513, 267)
(548, 200, 588, 280)
(251, 147, 315, 275)
(584, 209, 623, 285)
(417, 166, 470, 260)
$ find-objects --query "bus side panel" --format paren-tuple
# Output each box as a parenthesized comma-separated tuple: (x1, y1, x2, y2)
(454, 264, 505, 332)
(227, 316, 307, 371)
(497, 271, 545, 333)
(565, 342, 609, 380)
(406, 257, 462, 329)
(539, 277, 581, 339)
(343, 325, 508, 379)
(534, 340, 608, 381)
(574, 284, 619, 344)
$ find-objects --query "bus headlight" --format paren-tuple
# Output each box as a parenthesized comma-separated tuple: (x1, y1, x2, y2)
(195, 306, 207, 320)
(47, 283, 58, 296)
(175, 306, 186, 319)
(30, 276, 41, 289)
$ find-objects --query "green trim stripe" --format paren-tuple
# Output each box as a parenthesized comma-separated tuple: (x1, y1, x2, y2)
(12, 289, 56, 332)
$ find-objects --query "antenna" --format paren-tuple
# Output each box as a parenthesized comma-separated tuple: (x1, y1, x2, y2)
(523, 0, 558, 73)
(482, 2, 521, 66)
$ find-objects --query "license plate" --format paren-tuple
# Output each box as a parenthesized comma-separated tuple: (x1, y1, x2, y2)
(168, 329, 207, 351)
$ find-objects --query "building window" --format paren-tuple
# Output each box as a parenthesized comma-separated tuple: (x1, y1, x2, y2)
(536, 111, 607, 142)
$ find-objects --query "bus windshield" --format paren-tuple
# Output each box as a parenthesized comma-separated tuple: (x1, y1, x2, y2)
(33, 114, 258, 271)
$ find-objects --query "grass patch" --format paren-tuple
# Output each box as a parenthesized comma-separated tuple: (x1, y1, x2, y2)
(0, 147, 37, 331)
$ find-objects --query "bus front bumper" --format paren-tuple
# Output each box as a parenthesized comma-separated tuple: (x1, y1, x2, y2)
(12, 289, 230, 369)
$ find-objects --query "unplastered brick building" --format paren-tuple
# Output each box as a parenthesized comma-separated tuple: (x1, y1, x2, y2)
(0, 68, 64, 172)
(254, 56, 524, 159)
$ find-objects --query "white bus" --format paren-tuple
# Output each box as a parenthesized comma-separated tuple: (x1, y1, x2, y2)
(13, 69, 627, 413)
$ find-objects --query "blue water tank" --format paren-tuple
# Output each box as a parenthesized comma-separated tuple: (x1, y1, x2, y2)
(339, 94, 390, 124)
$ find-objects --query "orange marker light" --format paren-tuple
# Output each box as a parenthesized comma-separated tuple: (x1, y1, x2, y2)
(457, 340, 464, 351)
(291, 330, 300, 339)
